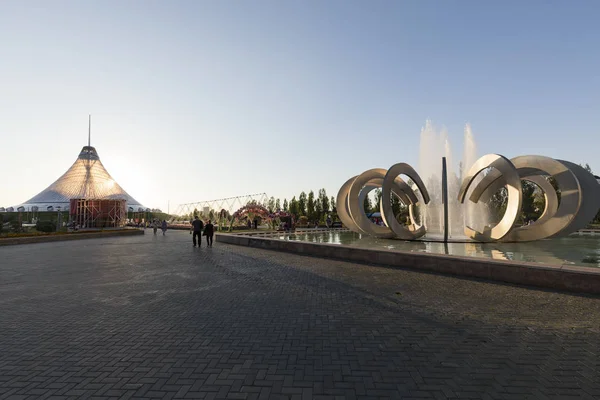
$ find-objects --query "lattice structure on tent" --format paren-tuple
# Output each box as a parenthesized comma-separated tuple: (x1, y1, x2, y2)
(70, 199, 127, 228)
(173, 193, 269, 217)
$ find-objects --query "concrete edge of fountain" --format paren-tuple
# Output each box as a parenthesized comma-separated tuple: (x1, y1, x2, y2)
(216, 232, 600, 295)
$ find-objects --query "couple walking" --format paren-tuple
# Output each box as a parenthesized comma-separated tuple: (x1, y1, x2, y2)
(152, 219, 168, 235)
(191, 215, 214, 247)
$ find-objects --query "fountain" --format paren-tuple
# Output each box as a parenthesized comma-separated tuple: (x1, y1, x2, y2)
(416, 121, 490, 240)
(343, 120, 489, 242)
(337, 121, 600, 243)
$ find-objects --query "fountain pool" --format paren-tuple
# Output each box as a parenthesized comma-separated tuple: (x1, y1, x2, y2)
(270, 230, 600, 268)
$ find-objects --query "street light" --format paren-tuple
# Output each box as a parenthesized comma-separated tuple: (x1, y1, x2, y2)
(56, 206, 62, 232)
(17, 206, 24, 232)
(31, 206, 38, 224)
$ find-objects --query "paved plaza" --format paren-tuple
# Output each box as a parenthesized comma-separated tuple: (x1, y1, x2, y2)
(1, 231, 599, 400)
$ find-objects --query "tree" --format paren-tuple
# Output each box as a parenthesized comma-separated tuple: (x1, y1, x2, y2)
(520, 180, 539, 224)
(307, 191, 316, 221)
(275, 198, 281, 211)
(314, 195, 322, 222)
(315, 200, 323, 222)
(373, 188, 382, 211)
(390, 192, 405, 223)
(289, 197, 299, 218)
(319, 189, 329, 214)
(487, 187, 508, 224)
(363, 193, 372, 213)
(283, 199, 288, 212)
(298, 192, 307, 216)
(267, 197, 275, 213)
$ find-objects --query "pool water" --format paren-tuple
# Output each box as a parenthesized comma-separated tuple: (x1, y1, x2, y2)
(272, 230, 600, 268)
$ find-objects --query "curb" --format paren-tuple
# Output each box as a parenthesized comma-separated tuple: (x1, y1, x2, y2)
(0, 229, 144, 246)
(216, 233, 600, 295)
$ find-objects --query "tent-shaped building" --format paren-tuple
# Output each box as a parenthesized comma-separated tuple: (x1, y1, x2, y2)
(15, 145, 146, 227)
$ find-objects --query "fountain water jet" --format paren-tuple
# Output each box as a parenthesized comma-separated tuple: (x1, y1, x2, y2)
(417, 121, 489, 240)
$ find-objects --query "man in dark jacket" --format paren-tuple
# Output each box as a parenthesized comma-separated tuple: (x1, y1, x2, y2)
(191, 216, 204, 247)
(204, 219, 214, 247)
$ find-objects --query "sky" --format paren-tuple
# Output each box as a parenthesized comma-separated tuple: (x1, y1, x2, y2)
(1, 0, 599, 213)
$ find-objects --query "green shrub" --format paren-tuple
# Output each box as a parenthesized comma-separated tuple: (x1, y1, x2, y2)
(36, 221, 56, 233)
(297, 216, 308, 226)
(10, 221, 22, 233)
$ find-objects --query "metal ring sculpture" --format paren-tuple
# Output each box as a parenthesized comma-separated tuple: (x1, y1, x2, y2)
(340, 154, 600, 242)
(458, 154, 522, 242)
(337, 166, 430, 240)
(458, 154, 600, 242)
(381, 163, 430, 240)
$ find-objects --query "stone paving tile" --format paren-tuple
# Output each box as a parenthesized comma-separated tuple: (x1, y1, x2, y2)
(0, 231, 599, 400)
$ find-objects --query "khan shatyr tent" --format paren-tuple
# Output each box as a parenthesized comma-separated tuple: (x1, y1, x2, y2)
(15, 145, 145, 212)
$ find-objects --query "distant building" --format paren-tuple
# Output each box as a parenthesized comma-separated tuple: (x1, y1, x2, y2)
(13, 145, 145, 212)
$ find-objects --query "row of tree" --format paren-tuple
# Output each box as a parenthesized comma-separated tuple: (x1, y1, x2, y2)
(268, 189, 337, 224)
(272, 187, 414, 225)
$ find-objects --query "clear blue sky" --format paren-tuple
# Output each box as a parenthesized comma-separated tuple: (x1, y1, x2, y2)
(1, 0, 599, 212)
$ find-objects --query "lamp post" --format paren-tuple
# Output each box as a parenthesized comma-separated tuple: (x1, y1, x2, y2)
(56, 206, 62, 232)
(17, 206, 25, 232)
(441, 157, 449, 243)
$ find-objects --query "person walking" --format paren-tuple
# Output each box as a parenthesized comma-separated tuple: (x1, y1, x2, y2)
(204, 219, 214, 247)
(161, 220, 167, 235)
(191, 215, 204, 247)
(152, 219, 158, 235)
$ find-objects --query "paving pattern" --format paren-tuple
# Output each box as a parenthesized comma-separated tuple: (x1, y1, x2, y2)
(0, 230, 599, 400)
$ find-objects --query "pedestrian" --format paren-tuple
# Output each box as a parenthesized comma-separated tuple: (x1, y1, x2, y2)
(253, 218, 258, 229)
(161, 220, 167, 235)
(190, 215, 204, 247)
(152, 220, 158, 235)
(204, 219, 214, 247)
(326, 215, 332, 229)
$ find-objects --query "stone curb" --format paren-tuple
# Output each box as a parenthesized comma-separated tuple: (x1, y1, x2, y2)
(0, 229, 144, 246)
(216, 233, 600, 295)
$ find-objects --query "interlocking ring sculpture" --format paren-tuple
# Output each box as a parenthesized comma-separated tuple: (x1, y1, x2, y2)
(337, 163, 431, 240)
(338, 154, 600, 242)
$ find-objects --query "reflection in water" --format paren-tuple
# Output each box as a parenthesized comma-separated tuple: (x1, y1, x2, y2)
(275, 231, 600, 268)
